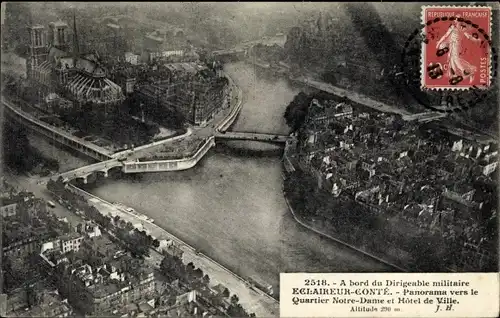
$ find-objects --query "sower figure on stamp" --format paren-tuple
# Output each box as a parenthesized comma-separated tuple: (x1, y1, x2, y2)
(436, 18, 481, 84)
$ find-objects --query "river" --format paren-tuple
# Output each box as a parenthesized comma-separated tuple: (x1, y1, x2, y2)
(26, 62, 393, 294)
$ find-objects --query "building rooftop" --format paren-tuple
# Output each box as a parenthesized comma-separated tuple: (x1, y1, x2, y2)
(88, 281, 120, 299)
(1, 197, 19, 206)
(138, 302, 154, 314)
(87, 235, 121, 259)
(164, 62, 208, 74)
(7, 281, 72, 318)
(43, 248, 69, 266)
(3, 224, 49, 247)
(59, 232, 83, 242)
(453, 182, 475, 196)
(443, 189, 477, 208)
(26, 292, 72, 317)
(61, 255, 154, 300)
(49, 21, 69, 28)
(41, 46, 124, 106)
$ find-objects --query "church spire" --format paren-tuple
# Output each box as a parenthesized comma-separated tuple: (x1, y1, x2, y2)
(73, 9, 79, 66)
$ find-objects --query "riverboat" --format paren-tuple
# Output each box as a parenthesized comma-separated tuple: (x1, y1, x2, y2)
(248, 275, 274, 296)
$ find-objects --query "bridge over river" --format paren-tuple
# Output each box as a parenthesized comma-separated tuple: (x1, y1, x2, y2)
(52, 159, 123, 184)
(52, 130, 291, 184)
(215, 131, 290, 143)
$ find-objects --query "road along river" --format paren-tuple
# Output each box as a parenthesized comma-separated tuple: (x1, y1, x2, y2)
(20, 62, 393, 299)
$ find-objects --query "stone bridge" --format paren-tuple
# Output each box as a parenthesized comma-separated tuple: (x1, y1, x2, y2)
(52, 136, 219, 182)
(215, 132, 291, 144)
(211, 35, 287, 62)
(53, 159, 123, 184)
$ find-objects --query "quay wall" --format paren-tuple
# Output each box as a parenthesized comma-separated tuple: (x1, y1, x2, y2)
(3, 98, 112, 161)
(216, 73, 243, 133)
(67, 184, 279, 307)
(122, 137, 216, 173)
(281, 145, 406, 272)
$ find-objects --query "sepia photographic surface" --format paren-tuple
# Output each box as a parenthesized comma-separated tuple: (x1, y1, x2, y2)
(0, 2, 498, 317)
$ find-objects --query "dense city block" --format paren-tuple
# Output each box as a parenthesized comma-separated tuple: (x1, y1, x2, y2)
(282, 93, 498, 271)
(1, 179, 255, 317)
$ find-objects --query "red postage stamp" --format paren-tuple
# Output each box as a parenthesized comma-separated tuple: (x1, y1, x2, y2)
(421, 6, 492, 90)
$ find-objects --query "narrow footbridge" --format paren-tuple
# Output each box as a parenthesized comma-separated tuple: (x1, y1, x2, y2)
(403, 111, 448, 123)
(52, 159, 123, 184)
(215, 131, 291, 143)
(211, 48, 247, 62)
(212, 48, 247, 56)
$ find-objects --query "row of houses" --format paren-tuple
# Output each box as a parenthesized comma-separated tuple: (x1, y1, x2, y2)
(135, 62, 230, 127)
(296, 98, 498, 232)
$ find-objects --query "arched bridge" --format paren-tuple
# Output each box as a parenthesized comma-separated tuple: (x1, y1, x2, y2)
(52, 159, 123, 184)
(215, 132, 291, 144)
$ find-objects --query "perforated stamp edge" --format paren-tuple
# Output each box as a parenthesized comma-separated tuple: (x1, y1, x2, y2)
(419, 5, 494, 92)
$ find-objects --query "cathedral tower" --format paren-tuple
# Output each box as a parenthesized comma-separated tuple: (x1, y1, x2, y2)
(49, 21, 70, 52)
(27, 24, 47, 79)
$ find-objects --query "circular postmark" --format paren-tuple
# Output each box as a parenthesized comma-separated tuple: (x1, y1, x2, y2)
(400, 13, 498, 113)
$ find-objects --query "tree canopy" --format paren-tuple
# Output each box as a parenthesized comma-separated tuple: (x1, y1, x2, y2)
(283, 92, 313, 131)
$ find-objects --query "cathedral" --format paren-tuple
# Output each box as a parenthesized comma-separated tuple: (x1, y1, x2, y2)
(26, 15, 125, 109)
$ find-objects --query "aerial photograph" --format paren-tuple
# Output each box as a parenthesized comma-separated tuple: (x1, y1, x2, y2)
(0, 2, 498, 317)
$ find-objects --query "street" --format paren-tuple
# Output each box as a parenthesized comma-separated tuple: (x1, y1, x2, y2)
(4, 170, 84, 227)
(298, 76, 412, 116)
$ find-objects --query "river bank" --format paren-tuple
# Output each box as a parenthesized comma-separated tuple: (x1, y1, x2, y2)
(282, 189, 405, 272)
(280, 146, 408, 272)
(244, 56, 414, 117)
(12, 63, 279, 315)
(3, 67, 241, 177)
(69, 185, 279, 317)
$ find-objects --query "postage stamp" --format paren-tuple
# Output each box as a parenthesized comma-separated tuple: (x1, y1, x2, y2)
(421, 6, 492, 90)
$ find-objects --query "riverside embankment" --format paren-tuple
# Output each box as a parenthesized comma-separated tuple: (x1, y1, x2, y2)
(282, 189, 406, 272)
(68, 185, 279, 317)
(281, 141, 407, 273)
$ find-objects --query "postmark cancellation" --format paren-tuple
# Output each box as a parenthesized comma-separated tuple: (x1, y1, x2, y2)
(421, 6, 492, 91)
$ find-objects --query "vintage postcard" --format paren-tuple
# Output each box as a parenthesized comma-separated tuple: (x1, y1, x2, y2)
(0, 2, 498, 318)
